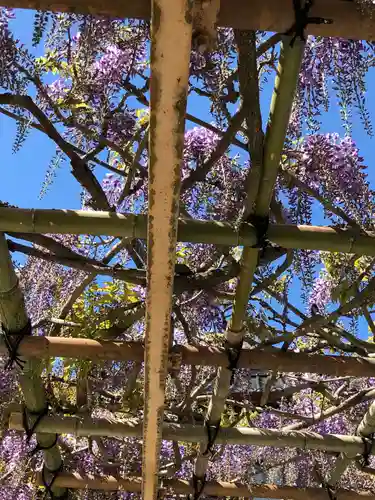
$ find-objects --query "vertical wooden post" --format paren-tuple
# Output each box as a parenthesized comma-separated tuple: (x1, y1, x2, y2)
(142, 1, 193, 498)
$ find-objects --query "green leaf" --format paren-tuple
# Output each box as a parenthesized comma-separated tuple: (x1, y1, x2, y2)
(70, 102, 91, 109)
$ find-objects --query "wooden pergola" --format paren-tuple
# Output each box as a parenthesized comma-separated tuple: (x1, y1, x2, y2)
(1, 1, 375, 499)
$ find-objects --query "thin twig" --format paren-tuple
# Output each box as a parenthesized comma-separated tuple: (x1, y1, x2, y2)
(0, 93, 110, 210)
(7, 239, 146, 285)
(0, 106, 126, 176)
(181, 106, 247, 192)
(117, 126, 149, 206)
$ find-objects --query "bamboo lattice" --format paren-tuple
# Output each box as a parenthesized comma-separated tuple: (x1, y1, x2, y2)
(0, 1, 375, 499)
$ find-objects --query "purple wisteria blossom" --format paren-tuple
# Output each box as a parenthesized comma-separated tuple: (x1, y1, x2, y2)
(182, 127, 246, 220)
(107, 111, 136, 144)
(190, 28, 236, 94)
(288, 133, 374, 227)
(93, 45, 133, 87)
(0, 8, 19, 91)
(290, 37, 374, 135)
(47, 77, 70, 100)
(308, 272, 334, 313)
(1, 11, 375, 499)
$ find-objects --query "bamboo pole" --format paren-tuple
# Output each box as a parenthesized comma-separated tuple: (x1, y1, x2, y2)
(194, 36, 305, 480)
(1, 336, 375, 377)
(256, 38, 305, 217)
(0, 234, 67, 498)
(34, 473, 375, 499)
(142, 1, 192, 498)
(0, 0, 373, 41)
(357, 399, 375, 437)
(1, 207, 375, 256)
(328, 399, 375, 485)
(9, 412, 374, 458)
(323, 388, 375, 487)
(232, 37, 305, 338)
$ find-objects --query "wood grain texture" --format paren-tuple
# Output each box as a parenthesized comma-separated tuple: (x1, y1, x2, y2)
(0, 0, 374, 40)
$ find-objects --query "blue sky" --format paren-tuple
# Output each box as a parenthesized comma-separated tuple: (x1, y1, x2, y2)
(1, 9, 375, 340)
(2, 10, 375, 209)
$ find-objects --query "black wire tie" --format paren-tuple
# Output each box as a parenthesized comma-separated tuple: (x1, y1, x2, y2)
(203, 420, 221, 458)
(188, 474, 206, 500)
(22, 405, 58, 455)
(359, 434, 374, 468)
(247, 214, 269, 251)
(325, 483, 337, 500)
(41, 462, 64, 499)
(285, 0, 333, 46)
(225, 339, 244, 384)
(1, 319, 32, 370)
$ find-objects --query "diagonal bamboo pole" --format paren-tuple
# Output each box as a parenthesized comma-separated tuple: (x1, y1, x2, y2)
(1, 336, 375, 377)
(142, 1, 192, 498)
(328, 396, 375, 486)
(0, 234, 67, 498)
(34, 473, 375, 499)
(194, 36, 305, 481)
(8, 411, 375, 458)
(230, 36, 305, 333)
(2, 207, 375, 255)
(357, 400, 375, 437)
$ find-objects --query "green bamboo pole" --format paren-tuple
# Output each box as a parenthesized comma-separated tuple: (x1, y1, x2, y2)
(257, 38, 305, 216)
(34, 473, 375, 499)
(231, 36, 305, 332)
(357, 400, 375, 437)
(0, 234, 66, 497)
(194, 37, 305, 480)
(8, 411, 373, 458)
(1, 336, 375, 376)
(0, 207, 374, 255)
(328, 398, 375, 486)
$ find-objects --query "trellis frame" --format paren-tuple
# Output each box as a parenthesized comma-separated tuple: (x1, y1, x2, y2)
(0, 235, 67, 497)
(0, 1, 375, 499)
(0, 0, 374, 39)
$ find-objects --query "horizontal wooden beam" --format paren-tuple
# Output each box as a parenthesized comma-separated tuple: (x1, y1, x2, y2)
(0, 0, 374, 41)
(2, 207, 375, 256)
(1, 336, 375, 376)
(9, 412, 373, 457)
(35, 473, 375, 499)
